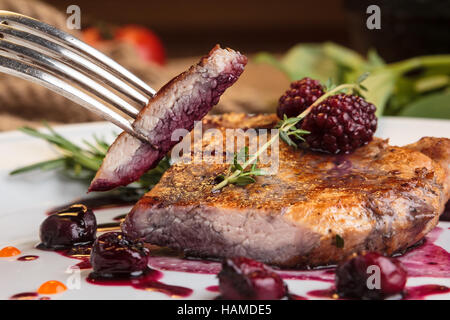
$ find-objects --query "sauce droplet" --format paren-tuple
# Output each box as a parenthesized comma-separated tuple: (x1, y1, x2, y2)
(37, 280, 67, 295)
(10, 292, 39, 300)
(0, 246, 21, 257)
(17, 255, 39, 261)
(206, 285, 219, 292)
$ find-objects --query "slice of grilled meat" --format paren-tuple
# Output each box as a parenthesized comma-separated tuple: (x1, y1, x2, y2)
(122, 113, 449, 268)
(89, 45, 247, 192)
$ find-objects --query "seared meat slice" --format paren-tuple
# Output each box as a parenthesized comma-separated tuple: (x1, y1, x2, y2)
(89, 45, 247, 191)
(122, 113, 449, 268)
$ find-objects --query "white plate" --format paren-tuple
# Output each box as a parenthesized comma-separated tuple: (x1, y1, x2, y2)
(0, 117, 449, 300)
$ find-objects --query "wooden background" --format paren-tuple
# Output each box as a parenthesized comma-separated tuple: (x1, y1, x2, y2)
(44, 0, 350, 57)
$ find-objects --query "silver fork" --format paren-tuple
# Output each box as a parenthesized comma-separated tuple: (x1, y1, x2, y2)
(0, 11, 156, 142)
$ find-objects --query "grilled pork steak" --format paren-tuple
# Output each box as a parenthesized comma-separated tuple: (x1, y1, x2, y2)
(89, 45, 247, 191)
(122, 113, 449, 268)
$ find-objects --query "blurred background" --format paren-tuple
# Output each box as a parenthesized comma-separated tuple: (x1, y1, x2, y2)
(0, 0, 449, 131)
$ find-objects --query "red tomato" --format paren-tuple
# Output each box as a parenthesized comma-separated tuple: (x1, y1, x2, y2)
(115, 25, 166, 65)
(81, 27, 103, 47)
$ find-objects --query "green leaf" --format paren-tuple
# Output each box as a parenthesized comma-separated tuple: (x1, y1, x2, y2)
(279, 130, 296, 148)
(256, 44, 342, 83)
(366, 48, 385, 67)
(414, 75, 449, 93)
(234, 176, 256, 186)
(360, 70, 397, 116)
(10, 158, 66, 175)
(357, 72, 370, 85)
(398, 91, 450, 119)
(323, 42, 366, 70)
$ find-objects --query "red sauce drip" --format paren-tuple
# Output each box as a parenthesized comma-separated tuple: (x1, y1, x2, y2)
(307, 284, 450, 300)
(403, 284, 450, 300)
(307, 288, 340, 299)
(73, 260, 92, 270)
(37, 244, 92, 270)
(148, 256, 221, 274)
(277, 268, 335, 282)
(17, 255, 39, 261)
(397, 227, 450, 278)
(288, 294, 309, 300)
(206, 285, 219, 292)
(10, 292, 39, 300)
(86, 269, 192, 298)
(46, 194, 135, 215)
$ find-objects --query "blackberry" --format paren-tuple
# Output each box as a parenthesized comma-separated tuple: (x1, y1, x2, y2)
(277, 77, 324, 119)
(336, 252, 407, 300)
(301, 94, 377, 154)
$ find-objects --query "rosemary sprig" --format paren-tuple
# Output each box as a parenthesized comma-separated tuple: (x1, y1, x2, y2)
(213, 79, 367, 191)
(10, 124, 170, 194)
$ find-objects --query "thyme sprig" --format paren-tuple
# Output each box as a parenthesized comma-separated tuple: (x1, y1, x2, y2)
(213, 78, 368, 191)
(10, 123, 170, 194)
(215, 147, 267, 188)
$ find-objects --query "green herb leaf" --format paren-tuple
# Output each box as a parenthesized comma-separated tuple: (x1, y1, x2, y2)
(234, 176, 256, 186)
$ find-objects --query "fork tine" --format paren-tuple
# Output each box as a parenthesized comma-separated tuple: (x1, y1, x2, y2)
(0, 22, 149, 109)
(0, 38, 140, 118)
(0, 11, 155, 106)
(0, 54, 148, 142)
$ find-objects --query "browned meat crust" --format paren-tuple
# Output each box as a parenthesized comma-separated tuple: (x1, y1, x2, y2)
(406, 137, 450, 199)
(122, 113, 449, 268)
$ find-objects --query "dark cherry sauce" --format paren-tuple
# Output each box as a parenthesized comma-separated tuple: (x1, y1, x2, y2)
(46, 194, 136, 215)
(10, 292, 51, 300)
(148, 256, 221, 275)
(86, 269, 192, 298)
(307, 285, 450, 300)
(307, 288, 341, 300)
(206, 285, 219, 292)
(10, 292, 39, 300)
(17, 255, 39, 261)
(148, 256, 336, 282)
(403, 285, 450, 300)
(36, 243, 92, 270)
(288, 294, 309, 300)
(396, 227, 450, 278)
(276, 268, 335, 283)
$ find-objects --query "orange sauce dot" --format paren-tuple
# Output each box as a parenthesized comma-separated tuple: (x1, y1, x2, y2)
(0, 246, 21, 257)
(37, 280, 67, 295)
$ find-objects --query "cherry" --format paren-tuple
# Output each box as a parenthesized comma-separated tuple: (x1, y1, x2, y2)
(218, 257, 288, 300)
(39, 204, 97, 249)
(335, 252, 407, 299)
(90, 232, 149, 279)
